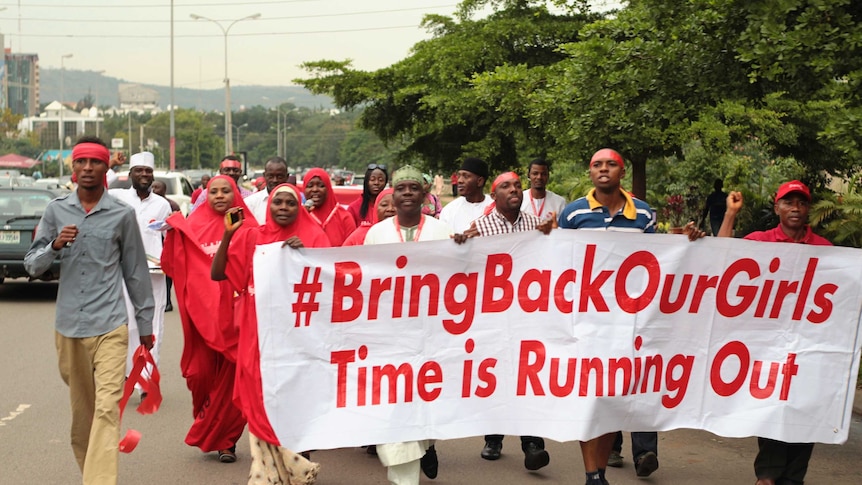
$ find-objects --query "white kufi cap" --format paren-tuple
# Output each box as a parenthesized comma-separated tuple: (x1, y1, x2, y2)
(129, 151, 155, 169)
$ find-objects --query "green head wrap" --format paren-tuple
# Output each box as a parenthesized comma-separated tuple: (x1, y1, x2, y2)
(391, 165, 425, 187)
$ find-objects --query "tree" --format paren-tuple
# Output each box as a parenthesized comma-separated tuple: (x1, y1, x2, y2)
(810, 175, 862, 248)
(297, 1, 601, 174)
(300, 0, 862, 205)
(144, 109, 222, 169)
(76, 92, 95, 111)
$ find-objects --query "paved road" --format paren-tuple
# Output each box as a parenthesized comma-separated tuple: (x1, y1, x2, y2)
(1, 279, 860, 484)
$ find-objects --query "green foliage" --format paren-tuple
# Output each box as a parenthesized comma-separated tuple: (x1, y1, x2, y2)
(297, 3, 599, 175)
(646, 138, 806, 234)
(298, 0, 862, 201)
(97, 106, 402, 173)
(809, 175, 862, 248)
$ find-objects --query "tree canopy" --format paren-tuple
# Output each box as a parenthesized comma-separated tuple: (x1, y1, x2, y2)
(296, 0, 862, 201)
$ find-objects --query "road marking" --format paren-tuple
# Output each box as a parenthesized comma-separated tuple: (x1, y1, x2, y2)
(0, 404, 31, 426)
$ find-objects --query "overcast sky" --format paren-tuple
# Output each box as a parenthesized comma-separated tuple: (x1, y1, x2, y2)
(0, 0, 620, 89)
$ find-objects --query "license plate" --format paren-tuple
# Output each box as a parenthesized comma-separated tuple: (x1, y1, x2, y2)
(0, 231, 20, 244)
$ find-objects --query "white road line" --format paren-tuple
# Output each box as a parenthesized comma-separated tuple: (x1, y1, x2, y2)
(0, 404, 31, 426)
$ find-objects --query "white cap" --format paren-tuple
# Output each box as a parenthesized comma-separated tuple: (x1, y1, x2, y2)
(129, 152, 155, 169)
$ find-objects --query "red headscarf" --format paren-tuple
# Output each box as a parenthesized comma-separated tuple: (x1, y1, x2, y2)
(185, 175, 257, 248)
(372, 187, 395, 224)
(343, 187, 394, 246)
(159, 175, 256, 450)
(225, 183, 330, 446)
(257, 183, 329, 246)
(303, 168, 338, 217)
(590, 148, 625, 168)
(160, 175, 257, 364)
(302, 167, 356, 246)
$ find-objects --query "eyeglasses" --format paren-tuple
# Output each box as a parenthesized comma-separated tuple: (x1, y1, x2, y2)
(367, 164, 387, 171)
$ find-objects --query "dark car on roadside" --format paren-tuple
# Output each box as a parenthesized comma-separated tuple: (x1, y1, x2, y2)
(0, 187, 61, 283)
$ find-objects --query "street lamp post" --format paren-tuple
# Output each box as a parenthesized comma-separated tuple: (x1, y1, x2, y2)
(59, 53, 73, 179)
(233, 123, 248, 153)
(275, 106, 281, 158)
(190, 12, 261, 155)
(94, 69, 106, 137)
(262, 96, 281, 158)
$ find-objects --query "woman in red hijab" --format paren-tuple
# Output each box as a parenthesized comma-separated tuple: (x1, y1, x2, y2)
(161, 175, 257, 463)
(302, 167, 356, 246)
(211, 183, 328, 484)
(342, 187, 395, 246)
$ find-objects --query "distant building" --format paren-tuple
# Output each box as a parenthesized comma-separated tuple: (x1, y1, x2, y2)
(18, 101, 104, 149)
(1, 36, 41, 117)
(118, 83, 160, 114)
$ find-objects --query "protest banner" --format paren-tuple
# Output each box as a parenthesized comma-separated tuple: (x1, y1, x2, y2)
(253, 230, 862, 452)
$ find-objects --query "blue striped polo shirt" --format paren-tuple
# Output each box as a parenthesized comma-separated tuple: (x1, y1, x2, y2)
(558, 188, 655, 233)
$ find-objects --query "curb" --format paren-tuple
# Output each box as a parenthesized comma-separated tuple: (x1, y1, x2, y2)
(854, 388, 862, 417)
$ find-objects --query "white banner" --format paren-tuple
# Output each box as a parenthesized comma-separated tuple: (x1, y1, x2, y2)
(253, 230, 862, 452)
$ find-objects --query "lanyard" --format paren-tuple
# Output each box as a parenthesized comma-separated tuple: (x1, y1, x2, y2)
(529, 192, 546, 218)
(394, 215, 425, 242)
(309, 205, 339, 229)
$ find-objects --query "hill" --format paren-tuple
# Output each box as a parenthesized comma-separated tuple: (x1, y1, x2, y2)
(38, 68, 333, 111)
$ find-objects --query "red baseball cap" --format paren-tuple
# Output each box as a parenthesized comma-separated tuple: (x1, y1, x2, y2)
(775, 180, 811, 202)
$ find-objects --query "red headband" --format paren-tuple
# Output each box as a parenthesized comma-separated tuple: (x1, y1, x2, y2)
(590, 148, 624, 168)
(491, 172, 519, 192)
(71, 143, 110, 164)
(220, 159, 242, 169)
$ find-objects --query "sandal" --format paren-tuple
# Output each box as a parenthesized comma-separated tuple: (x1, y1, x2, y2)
(218, 446, 237, 463)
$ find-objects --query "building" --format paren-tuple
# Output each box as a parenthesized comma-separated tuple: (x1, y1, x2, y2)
(4, 51, 40, 117)
(118, 83, 160, 114)
(0, 34, 40, 117)
(17, 101, 104, 149)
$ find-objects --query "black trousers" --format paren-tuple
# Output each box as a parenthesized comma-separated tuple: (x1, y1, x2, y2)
(484, 434, 544, 451)
(753, 438, 813, 485)
(612, 431, 658, 461)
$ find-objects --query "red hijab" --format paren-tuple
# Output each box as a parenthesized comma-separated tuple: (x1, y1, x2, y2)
(225, 183, 330, 446)
(186, 175, 257, 247)
(160, 175, 257, 364)
(343, 187, 394, 246)
(257, 183, 329, 246)
(303, 168, 356, 246)
(303, 168, 338, 217)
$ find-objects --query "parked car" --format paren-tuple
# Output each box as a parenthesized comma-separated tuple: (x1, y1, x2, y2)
(33, 178, 68, 191)
(109, 170, 194, 215)
(296, 181, 363, 208)
(0, 187, 61, 283)
(183, 169, 213, 189)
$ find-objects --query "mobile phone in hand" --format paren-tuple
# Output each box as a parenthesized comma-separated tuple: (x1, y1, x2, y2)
(229, 208, 243, 224)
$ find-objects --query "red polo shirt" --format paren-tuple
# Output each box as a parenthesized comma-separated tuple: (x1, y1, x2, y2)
(743, 225, 832, 246)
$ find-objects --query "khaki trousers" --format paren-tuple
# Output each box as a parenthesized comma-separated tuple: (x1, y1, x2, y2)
(56, 324, 128, 485)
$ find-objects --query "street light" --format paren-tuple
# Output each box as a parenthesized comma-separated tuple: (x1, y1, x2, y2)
(190, 12, 261, 155)
(59, 53, 73, 179)
(93, 69, 106, 137)
(233, 123, 248, 152)
(262, 96, 281, 157)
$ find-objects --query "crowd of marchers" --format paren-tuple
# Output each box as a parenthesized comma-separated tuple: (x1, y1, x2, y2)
(25, 135, 826, 485)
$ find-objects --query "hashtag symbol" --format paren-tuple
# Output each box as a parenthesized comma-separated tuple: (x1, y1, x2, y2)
(293, 266, 323, 327)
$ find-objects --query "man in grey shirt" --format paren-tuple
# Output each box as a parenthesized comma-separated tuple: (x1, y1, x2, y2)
(25, 136, 154, 485)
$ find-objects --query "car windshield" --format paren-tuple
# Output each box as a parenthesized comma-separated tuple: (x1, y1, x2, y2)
(156, 176, 178, 195)
(0, 190, 54, 218)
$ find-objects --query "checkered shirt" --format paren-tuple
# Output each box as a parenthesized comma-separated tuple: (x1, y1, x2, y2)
(474, 209, 541, 236)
